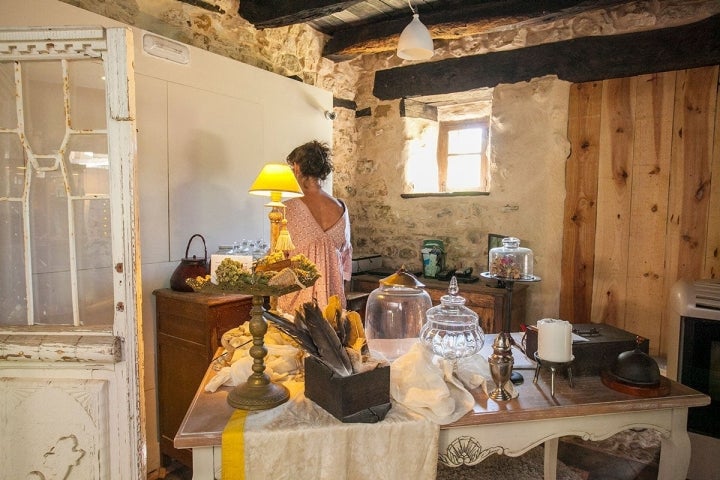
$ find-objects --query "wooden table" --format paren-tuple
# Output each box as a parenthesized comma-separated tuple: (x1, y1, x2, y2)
(175, 348, 709, 480)
(439, 372, 709, 479)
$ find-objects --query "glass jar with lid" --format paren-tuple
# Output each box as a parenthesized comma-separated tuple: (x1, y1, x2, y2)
(419, 277, 485, 360)
(488, 237, 534, 280)
(365, 267, 433, 361)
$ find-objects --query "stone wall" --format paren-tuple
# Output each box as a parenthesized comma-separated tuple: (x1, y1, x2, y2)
(59, 0, 720, 323)
(339, 74, 570, 322)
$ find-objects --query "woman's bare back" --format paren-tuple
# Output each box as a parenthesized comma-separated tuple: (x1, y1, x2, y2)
(300, 191, 344, 232)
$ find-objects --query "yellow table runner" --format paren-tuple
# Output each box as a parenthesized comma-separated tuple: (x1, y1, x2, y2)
(221, 409, 248, 480)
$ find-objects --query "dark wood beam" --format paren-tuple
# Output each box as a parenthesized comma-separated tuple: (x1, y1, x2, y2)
(400, 98, 438, 121)
(239, 0, 631, 59)
(177, 0, 225, 14)
(374, 14, 720, 99)
(324, 0, 627, 58)
(239, 1, 361, 28)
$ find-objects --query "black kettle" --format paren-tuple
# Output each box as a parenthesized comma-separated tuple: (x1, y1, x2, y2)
(170, 234, 210, 292)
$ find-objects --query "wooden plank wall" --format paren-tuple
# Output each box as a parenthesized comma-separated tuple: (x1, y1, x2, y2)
(561, 65, 720, 357)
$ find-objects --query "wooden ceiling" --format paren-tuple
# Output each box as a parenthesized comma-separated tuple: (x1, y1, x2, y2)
(233, 1, 720, 101)
(238, 0, 633, 60)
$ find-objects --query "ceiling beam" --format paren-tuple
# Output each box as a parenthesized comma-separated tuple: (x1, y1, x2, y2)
(323, 0, 628, 59)
(239, 0, 632, 59)
(238, 0, 362, 27)
(373, 14, 720, 99)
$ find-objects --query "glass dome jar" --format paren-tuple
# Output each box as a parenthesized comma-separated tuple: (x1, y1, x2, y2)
(488, 237, 534, 280)
(365, 267, 433, 361)
(419, 277, 485, 360)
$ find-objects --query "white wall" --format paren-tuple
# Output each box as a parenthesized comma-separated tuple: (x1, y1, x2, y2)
(0, 1, 332, 473)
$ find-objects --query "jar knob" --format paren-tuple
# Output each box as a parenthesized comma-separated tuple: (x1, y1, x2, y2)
(448, 276, 459, 295)
(502, 237, 521, 249)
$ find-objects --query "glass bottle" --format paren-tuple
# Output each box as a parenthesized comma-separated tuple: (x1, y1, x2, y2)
(215, 245, 236, 255)
(239, 239, 251, 255)
(365, 267, 433, 361)
(252, 239, 268, 260)
(488, 237, 534, 280)
(420, 277, 485, 360)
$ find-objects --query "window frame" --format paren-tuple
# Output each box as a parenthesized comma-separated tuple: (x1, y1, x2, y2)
(437, 118, 490, 193)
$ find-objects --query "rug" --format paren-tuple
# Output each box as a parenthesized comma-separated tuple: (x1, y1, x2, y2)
(436, 429, 661, 480)
(437, 444, 585, 480)
(560, 428, 661, 465)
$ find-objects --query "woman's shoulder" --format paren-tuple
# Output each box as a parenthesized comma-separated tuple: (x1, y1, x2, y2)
(283, 197, 304, 210)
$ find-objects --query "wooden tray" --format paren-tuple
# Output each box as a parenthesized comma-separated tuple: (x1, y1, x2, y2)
(601, 370, 670, 397)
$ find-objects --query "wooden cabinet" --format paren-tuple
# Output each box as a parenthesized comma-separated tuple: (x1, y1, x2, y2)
(153, 288, 252, 468)
(350, 275, 526, 334)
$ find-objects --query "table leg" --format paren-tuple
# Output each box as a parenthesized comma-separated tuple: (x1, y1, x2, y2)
(191, 447, 217, 480)
(657, 408, 691, 480)
(543, 437, 559, 480)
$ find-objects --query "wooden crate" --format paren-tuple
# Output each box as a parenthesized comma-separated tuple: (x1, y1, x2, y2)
(304, 356, 391, 423)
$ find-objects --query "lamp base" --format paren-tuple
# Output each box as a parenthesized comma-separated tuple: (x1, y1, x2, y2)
(227, 380, 289, 410)
(226, 294, 290, 410)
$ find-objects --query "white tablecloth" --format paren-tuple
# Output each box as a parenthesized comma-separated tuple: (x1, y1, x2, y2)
(237, 381, 439, 480)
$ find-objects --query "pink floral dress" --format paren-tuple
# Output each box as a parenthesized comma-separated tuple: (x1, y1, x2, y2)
(277, 198, 352, 314)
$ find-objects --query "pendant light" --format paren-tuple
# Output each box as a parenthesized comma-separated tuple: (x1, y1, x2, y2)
(397, 0, 434, 60)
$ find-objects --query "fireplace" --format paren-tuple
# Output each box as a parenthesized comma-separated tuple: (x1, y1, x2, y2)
(667, 279, 720, 480)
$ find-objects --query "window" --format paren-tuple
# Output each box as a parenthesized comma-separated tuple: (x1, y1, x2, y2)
(403, 115, 490, 197)
(437, 119, 489, 193)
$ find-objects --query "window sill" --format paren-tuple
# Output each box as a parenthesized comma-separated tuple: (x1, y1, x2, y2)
(401, 191, 490, 199)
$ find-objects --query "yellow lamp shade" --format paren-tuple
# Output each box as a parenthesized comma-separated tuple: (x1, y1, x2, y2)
(249, 163, 304, 205)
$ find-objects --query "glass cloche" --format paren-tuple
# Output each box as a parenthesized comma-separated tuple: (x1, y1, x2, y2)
(420, 277, 485, 360)
(488, 237, 534, 280)
(365, 267, 433, 361)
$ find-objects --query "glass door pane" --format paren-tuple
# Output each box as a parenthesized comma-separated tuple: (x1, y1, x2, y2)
(0, 56, 112, 326)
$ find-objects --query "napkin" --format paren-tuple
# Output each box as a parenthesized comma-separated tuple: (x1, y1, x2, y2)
(390, 342, 517, 425)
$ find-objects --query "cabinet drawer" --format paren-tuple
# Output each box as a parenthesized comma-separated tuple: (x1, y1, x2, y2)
(208, 302, 252, 344)
(157, 308, 208, 345)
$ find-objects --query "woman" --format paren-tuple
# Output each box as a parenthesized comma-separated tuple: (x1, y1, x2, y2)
(277, 140, 353, 314)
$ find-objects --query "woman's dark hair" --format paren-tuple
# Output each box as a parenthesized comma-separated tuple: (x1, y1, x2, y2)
(286, 140, 333, 181)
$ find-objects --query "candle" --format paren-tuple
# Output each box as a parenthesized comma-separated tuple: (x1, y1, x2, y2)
(537, 318, 573, 362)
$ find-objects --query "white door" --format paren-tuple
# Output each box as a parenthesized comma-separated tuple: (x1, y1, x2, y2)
(0, 27, 144, 479)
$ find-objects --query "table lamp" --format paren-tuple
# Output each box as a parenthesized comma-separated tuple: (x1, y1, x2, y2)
(249, 163, 303, 252)
(225, 163, 303, 411)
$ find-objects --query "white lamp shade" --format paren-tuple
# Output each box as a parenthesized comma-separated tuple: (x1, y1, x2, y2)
(397, 14, 434, 60)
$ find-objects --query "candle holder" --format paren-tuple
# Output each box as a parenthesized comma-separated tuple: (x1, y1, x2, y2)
(480, 272, 541, 387)
(533, 352, 574, 397)
(488, 332, 515, 401)
(187, 261, 319, 410)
